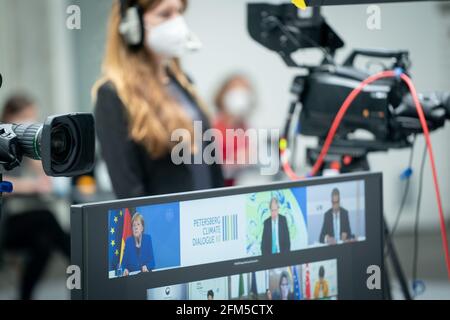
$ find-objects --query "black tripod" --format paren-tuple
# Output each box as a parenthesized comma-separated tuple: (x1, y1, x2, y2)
(306, 142, 412, 300)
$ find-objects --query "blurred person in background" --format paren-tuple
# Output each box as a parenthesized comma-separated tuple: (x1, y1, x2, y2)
(0, 94, 70, 300)
(213, 74, 256, 186)
(265, 288, 273, 300)
(93, 0, 224, 199)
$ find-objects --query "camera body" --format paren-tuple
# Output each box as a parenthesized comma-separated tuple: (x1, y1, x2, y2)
(297, 57, 450, 147)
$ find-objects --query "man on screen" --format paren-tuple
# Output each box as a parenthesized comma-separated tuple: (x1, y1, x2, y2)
(261, 197, 291, 255)
(122, 213, 156, 276)
(319, 188, 353, 244)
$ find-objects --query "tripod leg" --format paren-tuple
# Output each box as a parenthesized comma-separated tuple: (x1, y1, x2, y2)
(383, 264, 393, 300)
(384, 219, 412, 300)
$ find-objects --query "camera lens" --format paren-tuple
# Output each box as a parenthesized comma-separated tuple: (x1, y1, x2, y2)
(51, 124, 73, 164)
(47, 118, 81, 175)
(12, 123, 43, 160)
(33, 113, 93, 177)
(10, 113, 94, 177)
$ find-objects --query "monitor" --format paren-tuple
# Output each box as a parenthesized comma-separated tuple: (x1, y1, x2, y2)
(71, 172, 383, 300)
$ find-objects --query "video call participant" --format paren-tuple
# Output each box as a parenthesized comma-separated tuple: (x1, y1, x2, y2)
(261, 197, 290, 255)
(122, 213, 155, 275)
(94, 0, 224, 199)
(319, 188, 353, 244)
(265, 289, 273, 300)
(0, 94, 70, 300)
(313, 265, 329, 299)
(273, 271, 294, 300)
(207, 290, 214, 300)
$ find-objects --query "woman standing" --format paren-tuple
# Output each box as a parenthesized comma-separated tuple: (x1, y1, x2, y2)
(213, 74, 256, 186)
(93, 0, 223, 199)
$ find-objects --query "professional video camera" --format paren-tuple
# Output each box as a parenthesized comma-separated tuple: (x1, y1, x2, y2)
(247, 3, 450, 172)
(0, 112, 95, 220)
(0, 112, 95, 221)
(0, 113, 95, 177)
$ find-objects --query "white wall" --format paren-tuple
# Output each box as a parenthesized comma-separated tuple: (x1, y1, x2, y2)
(183, 0, 450, 231)
(0, 0, 78, 117)
(0, 0, 77, 228)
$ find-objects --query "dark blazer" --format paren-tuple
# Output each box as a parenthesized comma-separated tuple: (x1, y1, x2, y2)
(94, 81, 224, 199)
(261, 214, 291, 255)
(122, 234, 155, 273)
(319, 207, 352, 243)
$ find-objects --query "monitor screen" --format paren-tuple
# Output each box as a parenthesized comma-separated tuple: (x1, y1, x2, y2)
(71, 172, 383, 300)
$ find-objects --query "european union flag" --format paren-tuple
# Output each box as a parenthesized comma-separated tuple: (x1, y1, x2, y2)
(292, 266, 302, 300)
(250, 272, 258, 299)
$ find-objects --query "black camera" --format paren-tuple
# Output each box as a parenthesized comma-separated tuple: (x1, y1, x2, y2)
(0, 113, 95, 177)
(248, 3, 450, 169)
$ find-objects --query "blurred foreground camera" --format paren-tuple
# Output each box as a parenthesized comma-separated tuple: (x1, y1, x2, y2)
(0, 113, 95, 177)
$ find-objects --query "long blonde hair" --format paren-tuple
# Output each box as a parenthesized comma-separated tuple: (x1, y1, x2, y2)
(93, 0, 206, 158)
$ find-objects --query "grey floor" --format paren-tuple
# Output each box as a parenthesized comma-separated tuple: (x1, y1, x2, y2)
(387, 231, 450, 300)
(0, 232, 448, 300)
(0, 253, 70, 300)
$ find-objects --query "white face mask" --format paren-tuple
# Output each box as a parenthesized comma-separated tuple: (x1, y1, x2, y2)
(223, 88, 254, 117)
(146, 16, 201, 58)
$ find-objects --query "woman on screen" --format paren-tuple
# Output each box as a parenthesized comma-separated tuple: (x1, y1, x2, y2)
(93, 0, 224, 199)
(122, 213, 155, 275)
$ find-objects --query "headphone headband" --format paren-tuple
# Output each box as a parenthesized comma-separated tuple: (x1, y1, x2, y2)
(118, 0, 144, 48)
(119, 0, 137, 16)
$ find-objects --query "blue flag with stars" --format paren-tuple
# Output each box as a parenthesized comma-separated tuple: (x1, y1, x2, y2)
(108, 209, 125, 272)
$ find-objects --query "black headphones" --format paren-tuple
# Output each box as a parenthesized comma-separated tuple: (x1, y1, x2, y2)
(118, 0, 145, 48)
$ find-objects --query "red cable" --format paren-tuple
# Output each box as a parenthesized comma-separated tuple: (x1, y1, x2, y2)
(310, 70, 396, 176)
(280, 70, 450, 280)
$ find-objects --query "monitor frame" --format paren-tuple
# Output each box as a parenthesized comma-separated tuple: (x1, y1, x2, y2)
(71, 172, 384, 300)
